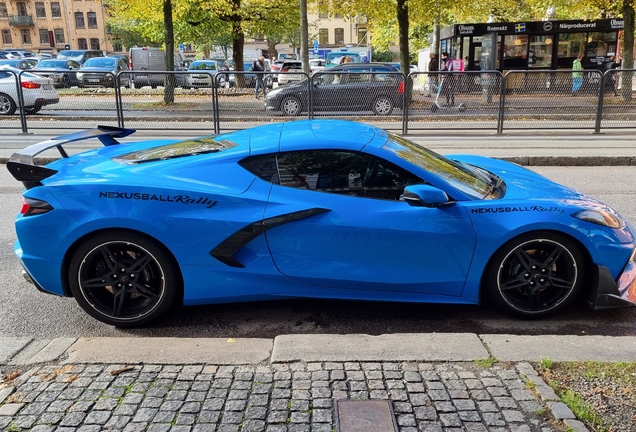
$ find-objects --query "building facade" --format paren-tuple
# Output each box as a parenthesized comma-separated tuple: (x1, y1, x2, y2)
(311, 12, 368, 48)
(0, 0, 114, 54)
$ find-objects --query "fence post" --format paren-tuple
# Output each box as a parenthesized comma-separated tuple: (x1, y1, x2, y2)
(213, 72, 220, 134)
(17, 71, 28, 133)
(402, 72, 409, 134)
(594, 71, 605, 133)
(497, 71, 507, 134)
(115, 72, 124, 128)
(308, 73, 314, 119)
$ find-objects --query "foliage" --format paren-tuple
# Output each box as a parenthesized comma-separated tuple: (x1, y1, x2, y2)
(372, 50, 395, 62)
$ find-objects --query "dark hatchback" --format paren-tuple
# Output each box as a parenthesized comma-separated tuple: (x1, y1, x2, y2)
(265, 63, 404, 116)
(33, 59, 82, 88)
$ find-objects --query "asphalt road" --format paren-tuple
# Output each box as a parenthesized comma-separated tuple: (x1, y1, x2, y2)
(1, 165, 636, 338)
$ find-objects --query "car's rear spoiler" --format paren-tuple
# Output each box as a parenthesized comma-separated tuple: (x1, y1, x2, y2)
(7, 125, 135, 188)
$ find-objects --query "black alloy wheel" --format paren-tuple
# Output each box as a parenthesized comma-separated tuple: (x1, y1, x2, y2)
(68, 231, 178, 327)
(61, 75, 71, 88)
(485, 232, 584, 318)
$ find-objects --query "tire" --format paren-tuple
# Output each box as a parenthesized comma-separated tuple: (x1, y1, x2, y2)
(484, 231, 584, 318)
(372, 96, 393, 115)
(68, 231, 179, 327)
(431, 104, 439, 113)
(0, 93, 17, 115)
(281, 96, 302, 116)
(458, 104, 467, 112)
(61, 75, 71, 89)
(134, 83, 142, 89)
(217, 74, 227, 88)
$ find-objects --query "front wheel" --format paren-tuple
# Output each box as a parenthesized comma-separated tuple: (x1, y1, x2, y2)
(484, 232, 584, 318)
(372, 96, 393, 115)
(68, 231, 179, 327)
(281, 96, 302, 116)
(61, 75, 71, 88)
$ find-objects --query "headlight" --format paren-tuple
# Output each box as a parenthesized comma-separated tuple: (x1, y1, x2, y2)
(572, 209, 624, 229)
(76, 72, 84, 79)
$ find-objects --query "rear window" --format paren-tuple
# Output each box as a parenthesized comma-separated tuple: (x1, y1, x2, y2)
(113, 136, 238, 164)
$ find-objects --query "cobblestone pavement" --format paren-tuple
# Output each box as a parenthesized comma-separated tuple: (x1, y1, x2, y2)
(0, 361, 566, 432)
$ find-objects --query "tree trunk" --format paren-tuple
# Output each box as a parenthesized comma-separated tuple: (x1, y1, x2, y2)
(621, 0, 634, 100)
(163, 0, 175, 104)
(232, 22, 246, 87)
(300, 0, 309, 74)
(267, 39, 279, 61)
(397, 0, 409, 74)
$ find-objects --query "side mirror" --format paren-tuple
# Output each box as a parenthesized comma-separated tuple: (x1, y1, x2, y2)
(403, 184, 454, 208)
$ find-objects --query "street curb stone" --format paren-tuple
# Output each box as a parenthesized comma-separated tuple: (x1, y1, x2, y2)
(17, 338, 78, 365)
(0, 337, 32, 364)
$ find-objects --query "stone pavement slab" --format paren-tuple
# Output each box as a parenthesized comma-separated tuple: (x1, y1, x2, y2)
(271, 334, 489, 363)
(62, 337, 273, 365)
(482, 334, 636, 362)
(0, 338, 32, 364)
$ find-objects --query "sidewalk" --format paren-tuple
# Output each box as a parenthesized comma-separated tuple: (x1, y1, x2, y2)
(2, 334, 635, 432)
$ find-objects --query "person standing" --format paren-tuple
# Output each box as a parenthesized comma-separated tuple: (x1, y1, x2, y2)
(252, 56, 267, 99)
(427, 52, 439, 96)
(605, 55, 619, 96)
(571, 54, 583, 95)
(440, 52, 455, 106)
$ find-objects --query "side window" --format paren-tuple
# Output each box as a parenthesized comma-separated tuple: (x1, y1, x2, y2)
(277, 150, 422, 200)
(239, 154, 278, 183)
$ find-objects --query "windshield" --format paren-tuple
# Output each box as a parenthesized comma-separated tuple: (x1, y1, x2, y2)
(83, 58, 116, 68)
(190, 61, 217, 70)
(113, 136, 238, 164)
(326, 52, 362, 67)
(384, 134, 496, 199)
(0, 60, 20, 67)
(37, 60, 66, 68)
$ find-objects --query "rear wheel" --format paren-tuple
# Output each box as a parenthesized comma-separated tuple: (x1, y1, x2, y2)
(372, 96, 393, 115)
(68, 231, 179, 327)
(0, 93, 17, 115)
(281, 96, 302, 116)
(485, 232, 584, 318)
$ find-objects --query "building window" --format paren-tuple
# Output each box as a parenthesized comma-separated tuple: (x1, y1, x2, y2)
(90, 38, 99, 50)
(334, 28, 344, 45)
(21, 29, 31, 44)
(35, 2, 46, 17)
(54, 28, 64, 44)
(87, 11, 97, 28)
(358, 28, 367, 45)
(75, 12, 85, 28)
(16, 2, 27, 16)
(39, 29, 50, 44)
(0, 3, 7, 18)
(78, 38, 87, 49)
(51, 2, 61, 17)
(319, 28, 328, 45)
(334, 13, 342, 19)
(1, 29, 11, 44)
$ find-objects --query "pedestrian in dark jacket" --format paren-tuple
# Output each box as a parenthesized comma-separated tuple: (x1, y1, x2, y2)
(252, 56, 267, 99)
(605, 55, 620, 96)
(428, 53, 439, 96)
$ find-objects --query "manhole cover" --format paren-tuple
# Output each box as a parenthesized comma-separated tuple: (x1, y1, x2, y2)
(336, 399, 398, 432)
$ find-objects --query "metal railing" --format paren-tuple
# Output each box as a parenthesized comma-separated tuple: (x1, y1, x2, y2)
(2, 68, 635, 135)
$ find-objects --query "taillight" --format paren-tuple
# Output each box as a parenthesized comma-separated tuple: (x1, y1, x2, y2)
(398, 81, 404, 94)
(282, 67, 289, 72)
(21, 81, 42, 89)
(20, 197, 53, 216)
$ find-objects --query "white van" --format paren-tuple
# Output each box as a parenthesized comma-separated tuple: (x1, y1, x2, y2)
(129, 47, 166, 88)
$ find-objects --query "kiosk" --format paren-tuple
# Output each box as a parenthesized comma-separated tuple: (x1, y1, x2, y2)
(438, 18, 624, 72)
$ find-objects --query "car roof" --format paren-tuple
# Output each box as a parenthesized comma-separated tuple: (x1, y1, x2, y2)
(330, 63, 400, 71)
(244, 120, 388, 155)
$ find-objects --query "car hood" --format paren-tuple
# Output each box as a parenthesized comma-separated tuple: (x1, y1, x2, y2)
(449, 154, 600, 204)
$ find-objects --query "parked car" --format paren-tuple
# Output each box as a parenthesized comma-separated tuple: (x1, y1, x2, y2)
(183, 60, 227, 88)
(229, 61, 272, 88)
(33, 59, 81, 88)
(76, 57, 132, 88)
(270, 59, 285, 82)
(0, 49, 37, 60)
(266, 63, 404, 116)
(0, 67, 59, 115)
(0, 59, 39, 70)
(309, 59, 326, 74)
(277, 60, 305, 85)
(7, 119, 636, 326)
(57, 49, 104, 65)
(386, 62, 419, 73)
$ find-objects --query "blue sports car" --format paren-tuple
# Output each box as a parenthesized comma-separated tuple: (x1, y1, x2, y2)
(7, 120, 636, 327)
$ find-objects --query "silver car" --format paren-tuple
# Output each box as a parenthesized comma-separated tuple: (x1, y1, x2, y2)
(0, 67, 59, 115)
(183, 60, 227, 88)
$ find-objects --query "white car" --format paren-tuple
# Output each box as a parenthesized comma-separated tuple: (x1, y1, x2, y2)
(277, 60, 305, 85)
(309, 59, 326, 74)
(0, 67, 59, 115)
